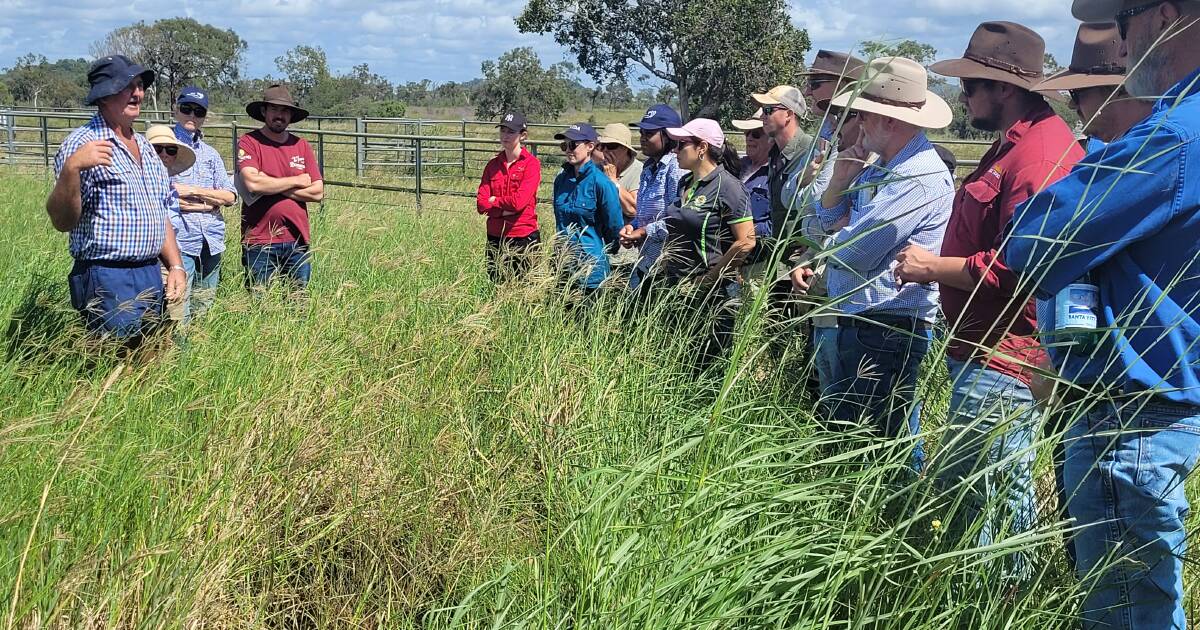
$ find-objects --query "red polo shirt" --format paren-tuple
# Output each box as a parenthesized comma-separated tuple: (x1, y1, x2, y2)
(476, 148, 541, 238)
(940, 102, 1084, 384)
(237, 130, 321, 245)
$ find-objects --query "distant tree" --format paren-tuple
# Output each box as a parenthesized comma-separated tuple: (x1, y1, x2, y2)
(1, 54, 88, 108)
(475, 47, 573, 120)
(372, 100, 407, 118)
(635, 87, 656, 107)
(0, 81, 12, 106)
(274, 45, 330, 102)
(655, 84, 678, 106)
(517, 0, 810, 120)
(859, 39, 939, 65)
(605, 79, 634, 110)
(1044, 52, 1063, 75)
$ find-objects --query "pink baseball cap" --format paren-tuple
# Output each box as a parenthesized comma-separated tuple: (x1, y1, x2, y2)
(665, 118, 725, 149)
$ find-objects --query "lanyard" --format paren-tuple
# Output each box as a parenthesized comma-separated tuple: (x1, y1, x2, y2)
(682, 179, 700, 206)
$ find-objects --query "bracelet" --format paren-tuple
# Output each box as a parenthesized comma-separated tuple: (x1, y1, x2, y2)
(169, 265, 186, 272)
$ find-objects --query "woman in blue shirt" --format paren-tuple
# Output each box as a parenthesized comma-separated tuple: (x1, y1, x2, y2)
(551, 123, 624, 293)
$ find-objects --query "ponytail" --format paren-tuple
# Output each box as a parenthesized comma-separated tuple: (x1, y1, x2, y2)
(712, 143, 742, 179)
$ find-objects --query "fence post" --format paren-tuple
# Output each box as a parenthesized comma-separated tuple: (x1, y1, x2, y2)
(460, 119, 467, 175)
(41, 116, 49, 169)
(414, 137, 423, 211)
(355, 117, 364, 178)
(230, 120, 238, 164)
(4, 112, 13, 166)
(317, 131, 325, 177)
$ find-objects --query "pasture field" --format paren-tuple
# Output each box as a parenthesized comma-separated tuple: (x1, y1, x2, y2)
(0, 169, 1193, 628)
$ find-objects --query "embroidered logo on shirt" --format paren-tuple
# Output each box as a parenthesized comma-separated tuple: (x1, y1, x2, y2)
(289, 156, 306, 170)
(691, 195, 708, 207)
(238, 148, 251, 162)
(985, 165, 1003, 184)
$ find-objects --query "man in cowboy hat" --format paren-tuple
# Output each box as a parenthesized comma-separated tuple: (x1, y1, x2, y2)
(800, 50, 867, 169)
(1006, 0, 1200, 624)
(791, 57, 955, 471)
(45, 55, 188, 341)
(168, 85, 237, 322)
(236, 84, 323, 289)
(897, 21, 1085, 579)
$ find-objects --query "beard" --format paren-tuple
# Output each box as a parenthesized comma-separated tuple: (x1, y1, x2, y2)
(970, 105, 1003, 132)
(1125, 39, 1172, 98)
(267, 118, 289, 133)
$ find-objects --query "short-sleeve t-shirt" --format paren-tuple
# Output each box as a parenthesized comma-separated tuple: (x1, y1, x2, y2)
(237, 130, 322, 245)
(617, 158, 643, 192)
(661, 165, 751, 282)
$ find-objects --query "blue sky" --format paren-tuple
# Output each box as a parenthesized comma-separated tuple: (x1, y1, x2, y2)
(0, 0, 1085, 86)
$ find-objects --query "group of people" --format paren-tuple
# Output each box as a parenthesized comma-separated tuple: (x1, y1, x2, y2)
(40, 0, 1200, 623)
(472, 2, 1200, 626)
(48, 55, 321, 340)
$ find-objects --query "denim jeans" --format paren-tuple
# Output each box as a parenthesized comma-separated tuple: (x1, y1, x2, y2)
(242, 242, 311, 289)
(1065, 398, 1200, 629)
(811, 325, 839, 398)
(933, 358, 1040, 581)
(820, 318, 930, 471)
(181, 240, 221, 322)
(67, 259, 163, 339)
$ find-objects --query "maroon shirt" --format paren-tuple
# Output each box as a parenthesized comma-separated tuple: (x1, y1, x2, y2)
(476, 148, 541, 238)
(237, 130, 322, 245)
(940, 102, 1084, 384)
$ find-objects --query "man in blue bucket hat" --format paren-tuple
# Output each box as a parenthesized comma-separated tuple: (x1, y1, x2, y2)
(45, 55, 187, 342)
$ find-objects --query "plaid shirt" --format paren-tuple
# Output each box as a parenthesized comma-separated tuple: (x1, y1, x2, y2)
(169, 123, 236, 256)
(54, 114, 175, 262)
(631, 152, 682, 286)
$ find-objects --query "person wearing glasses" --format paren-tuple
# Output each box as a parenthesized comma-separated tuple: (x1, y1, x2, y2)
(167, 86, 237, 322)
(1008, 1, 1200, 624)
(593, 123, 642, 221)
(894, 22, 1084, 581)
(731, 111, 771, 240)
(45, 55, 187, 341)
(551, 123, 624, 293)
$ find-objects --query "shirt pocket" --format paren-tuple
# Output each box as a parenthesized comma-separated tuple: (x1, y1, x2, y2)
(962, 178, 1002, 242)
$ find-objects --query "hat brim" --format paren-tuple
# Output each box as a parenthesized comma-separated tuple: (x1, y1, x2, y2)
(553, 132, 594, 142)
(85, 69, 156, 106)
(596, 135, 635, 151)
(1072, 0, 1122, 21)
(148, 140, 196, 176)
(731, 119, 764, 130)
(830, 89, 954, 130)
(750, 92, 782, 106)
(1034, 69, 1125, 92)
(246, 100, 310, 123)
(497, 123, 526, 132)
(930, 58, 1067, 102)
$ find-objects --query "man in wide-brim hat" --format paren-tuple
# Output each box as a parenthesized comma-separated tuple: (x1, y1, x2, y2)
(791, 57, 955, 472)
(800, 50, 867, 151)
(900, 20, 1087, 581)
(245, 83, 310, 124)
(1034, 22, 1153, 144)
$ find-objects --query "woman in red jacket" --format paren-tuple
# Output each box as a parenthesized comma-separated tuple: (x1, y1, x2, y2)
(476, 112, 542, 281)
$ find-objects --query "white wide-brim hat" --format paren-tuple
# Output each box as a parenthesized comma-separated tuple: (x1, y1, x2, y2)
(830, 56, 953, 130)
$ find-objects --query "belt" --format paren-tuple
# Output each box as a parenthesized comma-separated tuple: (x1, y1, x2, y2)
(812, 313, 931, 332)
(74, 258, 158, 269)
(1059, 385, 1199, 411)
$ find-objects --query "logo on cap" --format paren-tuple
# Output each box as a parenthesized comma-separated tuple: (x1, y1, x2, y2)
(570, 125, 580, 131)
(644, 110, 656, 119)
(185, 91, 204, 99)
(505, 114, 513, 121)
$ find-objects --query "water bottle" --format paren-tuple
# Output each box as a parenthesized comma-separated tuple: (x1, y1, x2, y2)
(1053, 272, 1100, 349)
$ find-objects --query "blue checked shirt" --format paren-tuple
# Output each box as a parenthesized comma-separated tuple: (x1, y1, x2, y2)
(169, 123, 236, 256)
(54, 114, 175, 262)
(815, 132, 953, 322)
(630, 152, 682, 286)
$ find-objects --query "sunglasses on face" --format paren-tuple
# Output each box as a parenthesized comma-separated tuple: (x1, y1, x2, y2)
(599, 142, 624, 151)
(1116, 0, 1165, 39)
(560, 140, 584, 152)
(960, 78, 994, 98)
(745, 129, 765, 140)
(154, 144, 178, 157)
(761, 105, 784, 116)
(178, 104, 207, 117)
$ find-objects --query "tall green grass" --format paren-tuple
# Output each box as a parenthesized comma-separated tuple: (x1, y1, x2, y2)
(0, 169, 1195, 628)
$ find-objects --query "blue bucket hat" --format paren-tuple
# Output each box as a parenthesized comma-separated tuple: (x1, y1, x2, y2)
(85, 55, 154, 106)
(633, 104, 682, 130)
(177, 86, 209, 109)
(554, 123, 598, 142)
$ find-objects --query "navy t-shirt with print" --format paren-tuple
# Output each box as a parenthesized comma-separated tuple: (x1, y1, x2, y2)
(661, 165, 751, 282)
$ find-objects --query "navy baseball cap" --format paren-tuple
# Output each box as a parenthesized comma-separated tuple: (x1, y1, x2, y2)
(85, 55, 155, 106)
(177, 86, 209, 109)
(498, 112, 527, 131)
(633, 104, 682, 130)
(554, 123, 598, 142)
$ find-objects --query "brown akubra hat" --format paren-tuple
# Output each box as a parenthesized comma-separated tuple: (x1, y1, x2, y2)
(799, 50, 867, 80)
(1035, 23, 1125, 92)
(246, 84, 310, 123)
(930, 21, 1047, 90)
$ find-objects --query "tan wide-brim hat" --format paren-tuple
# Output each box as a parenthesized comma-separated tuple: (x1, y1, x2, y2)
(1035, 22, 1126, 92)
(830, 57, 952, 129)
(731, 108, 764, 130)
(597, 123, 636, 153)
(930, 21, 1047, 90)
(145, 125, 196, 176)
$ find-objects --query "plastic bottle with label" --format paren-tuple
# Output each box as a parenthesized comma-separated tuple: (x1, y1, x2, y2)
(1053, 271, 1101, 350)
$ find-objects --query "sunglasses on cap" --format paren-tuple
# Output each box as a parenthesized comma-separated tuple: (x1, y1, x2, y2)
(745, 129, 765, 140)
(178, 103, 207, 117)
(154, 144, 178, 157)
(1116, 0, 1166, 39)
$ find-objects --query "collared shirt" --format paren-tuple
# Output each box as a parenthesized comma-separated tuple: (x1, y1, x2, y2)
(739, 157, 771, 237)
(476, 147, 541, 238)
(53, 113, 174, 262)
(767, 128, 817, 240)
(630, 152, 683, 286)
(169, 123, 236, 256)
(660, 164, 751, 282)
(940, 102, 1084, 383)
(552, 160, 625, 288)
(814, 132, 953, 322)
(1006, 66, 1200, 406)
(617, 158, 643, 193)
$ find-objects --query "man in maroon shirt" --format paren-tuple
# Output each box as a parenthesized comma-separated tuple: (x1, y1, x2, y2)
(895, 21, 1084, 580)
(236, 84, 323, 289)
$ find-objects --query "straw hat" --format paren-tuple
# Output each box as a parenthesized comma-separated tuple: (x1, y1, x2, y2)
(145, 125, 196, 176)
(1035, 23, 1126, 92)
(830, 57, 952, 129)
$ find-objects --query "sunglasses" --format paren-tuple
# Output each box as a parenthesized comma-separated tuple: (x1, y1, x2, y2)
(960, 78, 994, 98)
(761, 104, 785, 116)
(560, 140, 585, 152)
(1116, 0, 1166, 39)
(599, 142, 625, 151)
(154, 144, 178, 157)
(745, 129, 765, 140)
(178, 104, 207, 117)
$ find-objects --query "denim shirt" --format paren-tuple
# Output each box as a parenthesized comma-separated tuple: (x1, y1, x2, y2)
(169, 123, 236, 256)
(553, 160, 625, 288)
(1008, 66, 1200, 405)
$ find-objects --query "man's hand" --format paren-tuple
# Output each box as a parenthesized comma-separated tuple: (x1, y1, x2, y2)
(603, 163, 619, 182)
(619, 225, 646, 248)
(790, 265, 816, 294)
(831, 140, 870, 187)
(293, 173, 312, 188)
(894, 244, 939, 285)
(165, 267, 187, 302)
(67, 140, 114, 172)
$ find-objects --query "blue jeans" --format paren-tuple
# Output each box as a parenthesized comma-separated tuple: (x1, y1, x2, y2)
(181, 240, 221, 322)
(821, 318, 931, 471)
(1065, 398, 1200, 629)
(934, 358, 1040, 581)
(242, 242, 311, 289)
(67, 259, 163, 339)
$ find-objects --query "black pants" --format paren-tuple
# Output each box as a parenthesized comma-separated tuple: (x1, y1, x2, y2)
(640, 273, 740, 373)
(486, 231, 541, 282)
